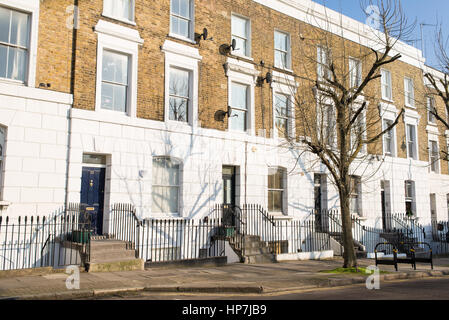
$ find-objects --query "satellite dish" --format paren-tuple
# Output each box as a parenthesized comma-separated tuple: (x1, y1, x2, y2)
(202, 28, 208, 40)
(231, 38, 237, 51)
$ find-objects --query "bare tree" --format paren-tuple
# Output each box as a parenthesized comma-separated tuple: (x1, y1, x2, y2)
(278, 0, 415, 268)
(424, 26, 449, 134)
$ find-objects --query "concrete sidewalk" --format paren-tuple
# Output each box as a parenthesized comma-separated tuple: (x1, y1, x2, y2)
(1, 257, 449, 300)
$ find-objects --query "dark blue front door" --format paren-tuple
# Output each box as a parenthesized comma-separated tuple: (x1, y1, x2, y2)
(80, 167, 105, 235)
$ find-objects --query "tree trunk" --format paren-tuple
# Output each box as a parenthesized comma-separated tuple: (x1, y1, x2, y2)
(339, 188, 358, 268)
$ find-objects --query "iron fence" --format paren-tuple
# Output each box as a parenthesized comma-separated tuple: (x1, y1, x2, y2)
(431, 221, 449, 255)
(0, 204, 91, 271)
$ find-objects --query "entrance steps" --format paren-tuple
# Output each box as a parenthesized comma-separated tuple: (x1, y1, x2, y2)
(85, 240, 144, 272)
(230, 235, 276, 264)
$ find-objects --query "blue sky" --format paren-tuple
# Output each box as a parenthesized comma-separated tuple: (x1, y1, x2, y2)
(315, 0, 449, 69)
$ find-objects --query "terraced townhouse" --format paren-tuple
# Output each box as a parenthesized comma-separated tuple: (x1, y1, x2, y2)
(0, 0, 448, 239)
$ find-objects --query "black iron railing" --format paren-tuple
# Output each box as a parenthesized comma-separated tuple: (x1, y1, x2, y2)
(0, 204, 91, 271)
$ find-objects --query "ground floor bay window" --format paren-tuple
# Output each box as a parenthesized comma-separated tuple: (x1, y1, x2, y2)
(152, 157, 180, 216)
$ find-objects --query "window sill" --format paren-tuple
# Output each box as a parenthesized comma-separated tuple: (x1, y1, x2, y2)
(168, 33, 197, 45)
(0, 201, 11, 208)
(101, 14, 136, 26)
(0, 78, 26, 86)
(230, 52, 254, 62)
(381, 98, 394, 104)
(405, 104, 416, 109)
(273, 66, 293, 74)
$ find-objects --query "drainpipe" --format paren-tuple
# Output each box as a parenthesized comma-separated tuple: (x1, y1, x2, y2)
(64, 0, 79, 210)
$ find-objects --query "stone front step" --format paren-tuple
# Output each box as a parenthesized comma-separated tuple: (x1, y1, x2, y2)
(86, 239, 141, 272)
(87, 258, 144, 273)
(243, 254, 276, 264)
(229, 234, 277, 264)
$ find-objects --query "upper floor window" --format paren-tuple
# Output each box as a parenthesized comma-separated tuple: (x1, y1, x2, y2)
(170, 0, 193, 39)
(349, 176, 361, 216)
(349, 58, 362, 88)
(101, 50, 129, 113)
(317, 46, 331, 82)
(406, 123, 417, 160)
(404, 77, 415, 108)
(381, 69, 392, 101)
(383, 119, 395, 156)
(274, 94, 289, 138)
(231, 14, 250, 57)
(429, 140, 439, 173)
(169, 67, 190, 123)
(320, 103, 336, 146)
(152, 157, 180, 215)
(0, 6, 30, 83)
(427, 96, 437, 124)
(229, 82, 249, 132)
(268, 167, 285, 213)
(274, 31, 290, 70)
(103, 0, 134, 22)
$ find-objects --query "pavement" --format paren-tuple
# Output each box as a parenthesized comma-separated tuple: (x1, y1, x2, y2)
(0, 257, 448, 300)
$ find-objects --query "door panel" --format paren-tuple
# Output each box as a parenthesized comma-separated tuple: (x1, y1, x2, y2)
(80, 167, 105, 235)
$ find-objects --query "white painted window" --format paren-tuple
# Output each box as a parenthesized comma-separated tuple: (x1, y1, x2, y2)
(404, 77, 415, 108)
(100, 50, 129, 113)
(320, 103, 336, 146)
(406, 124, 417, 160)
(427, 96, 437, 124)
(0, 6, 29, 82)
(274, 94, 289, 138)
(229, 82, 249, 132)
(94, 20, 143, 118)
(169, 67, 191, 122)
(103, 0, 134, 23)
(349, 176, 361, 216)
(383, 119, 395, 156)
(0, 126, 5, 199)
(317, 46, 331, 82)
(381, 69, 392, 101)
(405, 180, 415, 215)
(349, 57, 362, 88)
(170, 0, 193, 39)
(429, 140, 439, 173)
(152, 157, 180, 215)
(274, 30, 290, 70)
(231, 14, 250, 57)
(268, 167, 285, 213)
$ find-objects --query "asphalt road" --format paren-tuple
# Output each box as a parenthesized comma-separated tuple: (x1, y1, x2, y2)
(95, 277, 449, 300)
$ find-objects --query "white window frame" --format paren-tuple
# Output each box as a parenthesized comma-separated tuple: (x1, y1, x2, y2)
(225, 58, 258, 136)
(349, 175, 362, 217)
(271, 71, 297, 140)
(404, 180, 416, 216)
(404, 77, 415, 108)
(382, 118, 396, 157)
(0, 125, 5, 200)
(380, 69, 392, 102)
(267, 167, 287, 215)
(406, 123, 417, 160)
(151, 156, 182, 217)
(162, 40, 202, 127)
(427, 96, 437, 125)
(168, 67, 191, 123)
(429, 138, 440, 173)
(169, 0, 195, 43)
(317, 46, 332, 82)
(316, 94, 336, 148)
(0, 0, 39, 87)
(102, 0, 136, 25)
(231, 13, 251, 59)
(94, 20, 143, 118)
(403, 109, 420, 161)
(350, 101, 367, 154)
(274, 30, 291, 71)
(349, 57, 362, 88)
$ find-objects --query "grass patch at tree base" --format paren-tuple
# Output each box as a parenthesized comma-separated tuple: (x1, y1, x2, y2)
(320, 267, 390, 275)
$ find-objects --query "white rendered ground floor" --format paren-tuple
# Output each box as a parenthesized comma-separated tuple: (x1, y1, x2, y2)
(1, 84, 449, 237)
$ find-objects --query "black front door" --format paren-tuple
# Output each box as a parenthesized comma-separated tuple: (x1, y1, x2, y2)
(222, 166, 236, 206)
(314, 174, 323, 231)
(80, 167, 105, 235)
